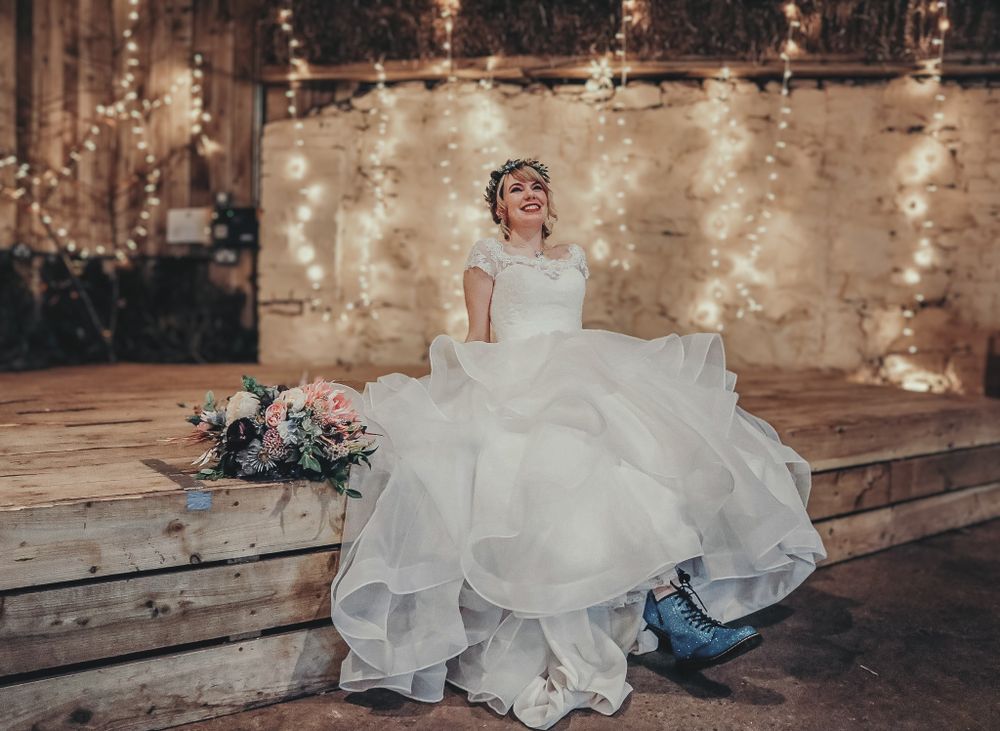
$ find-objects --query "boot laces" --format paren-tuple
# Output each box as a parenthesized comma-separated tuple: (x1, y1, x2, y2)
(670, 567, 725, 633)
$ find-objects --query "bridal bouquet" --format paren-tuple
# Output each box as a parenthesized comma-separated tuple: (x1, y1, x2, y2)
(184, 375, 377, 498)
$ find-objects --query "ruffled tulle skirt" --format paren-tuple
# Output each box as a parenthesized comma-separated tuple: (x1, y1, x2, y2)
(330, 328, 827, 729)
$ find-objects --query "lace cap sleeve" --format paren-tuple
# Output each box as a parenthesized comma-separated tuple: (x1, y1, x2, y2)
(572, 243, 590, 280)
(464, 239, 499, 278)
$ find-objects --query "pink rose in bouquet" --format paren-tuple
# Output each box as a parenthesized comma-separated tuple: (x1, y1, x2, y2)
(313, 388, 360, 427)
(265, 401, 287, 427)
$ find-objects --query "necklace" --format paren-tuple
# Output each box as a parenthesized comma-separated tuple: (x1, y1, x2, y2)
(503, 242, 546, 259)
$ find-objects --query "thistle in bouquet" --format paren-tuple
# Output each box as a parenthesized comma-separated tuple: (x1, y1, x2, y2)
(184, 375, 379, 498)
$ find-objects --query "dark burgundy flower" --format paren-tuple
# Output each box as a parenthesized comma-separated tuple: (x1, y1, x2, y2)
(225, 417, 256, 450)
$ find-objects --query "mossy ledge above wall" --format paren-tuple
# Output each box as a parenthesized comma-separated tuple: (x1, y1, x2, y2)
(261, 0, 1000, 67)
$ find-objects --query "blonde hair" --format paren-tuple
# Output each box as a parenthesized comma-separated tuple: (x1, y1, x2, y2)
(493, 165, 558, 241)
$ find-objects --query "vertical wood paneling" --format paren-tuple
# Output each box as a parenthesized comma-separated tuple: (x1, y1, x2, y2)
(192, 0, 229, 207)
(229, 0, 260, 207)
(76, 0, 115, 251)
(110, 0, 133, 252)
(32, 0, 66, 251)
(149, 0, 193, 243)
(225, 0, 263, 328)
(13, 0, 33, 255)
(0, 0, 17, 247)
(192, 0, 261, 329)
(3, 0, 258, 327)
(58, 0, 78, 249)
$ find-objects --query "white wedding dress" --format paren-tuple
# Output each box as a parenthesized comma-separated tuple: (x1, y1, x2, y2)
(329, 237, 827, 729)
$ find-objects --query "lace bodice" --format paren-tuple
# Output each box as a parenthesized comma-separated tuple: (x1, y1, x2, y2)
(463, 238, 589, 342)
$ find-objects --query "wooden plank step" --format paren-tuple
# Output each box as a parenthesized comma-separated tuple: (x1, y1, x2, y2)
(4, 440, 1000, 591)
(808, 443, 1000, 520)
(779, 400, 1000, 471)
(0, 480, 346, 591)
(2, 489, 995, 730)
(0, 550, 338, 676)
(6, 480, 997, 678)
(815, 481, 1000, 565)
(0, 624, 347, 731)
(4, 365, 1000, 473)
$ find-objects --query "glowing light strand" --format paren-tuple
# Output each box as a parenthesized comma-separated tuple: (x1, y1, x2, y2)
(729, 1, 802, 321)
(609, 1, 638, 272)
(438, 0, 462, 313)
(583, 56, 614, 267)
(353, 60, 392, 323)
(0, 0, 169, 260)
(278, 5, 332, 320)
(705, 65, 742, 331)
(473, 59, 500, 249)
(897, 0, 951, 357)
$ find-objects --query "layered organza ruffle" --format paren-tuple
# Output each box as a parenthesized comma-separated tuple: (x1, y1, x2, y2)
(330, 328, 826, 729)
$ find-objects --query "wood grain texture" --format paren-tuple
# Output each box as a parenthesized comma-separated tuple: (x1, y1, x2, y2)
(0, 0, 18, 246)
(1, 549, 339, 675)
(0, 361, 998, 731)
(2, 0, 255, 271)
(0, 473, 347, 590)
(815, 481, 1000, 565)
(261, 55, 1000, 86)
(808, 443, 1000, 520)
(0, 624, 348, 731)
(2, 362, 1000, 585)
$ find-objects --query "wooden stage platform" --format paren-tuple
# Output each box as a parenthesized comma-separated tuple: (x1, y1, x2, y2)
(2, 362, 1000, 730)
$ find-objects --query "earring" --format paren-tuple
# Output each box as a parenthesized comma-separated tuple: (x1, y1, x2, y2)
(498, 218, 510, 241)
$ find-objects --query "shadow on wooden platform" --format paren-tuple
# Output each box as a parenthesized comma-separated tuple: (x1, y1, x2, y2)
(2, 362, 999, 730)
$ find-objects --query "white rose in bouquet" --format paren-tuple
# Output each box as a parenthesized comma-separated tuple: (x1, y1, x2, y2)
(225, 391, 261, 425)
(276, 387, 307, 412)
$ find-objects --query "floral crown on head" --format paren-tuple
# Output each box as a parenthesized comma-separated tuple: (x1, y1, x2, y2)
(484, 158, 551, 224)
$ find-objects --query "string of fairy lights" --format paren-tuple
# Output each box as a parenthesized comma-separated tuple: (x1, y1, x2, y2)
(2, 1, 962, 379)
(266, 1, 812, 340)
(0, 0, 205, 262)
(473, 61, 501, 245)
(277, 5, 335, 322)
(694, 2, 801, 332)
(732, 2, 801, 326)
(895, 0, 951, 358)
(353, 59, 392, 323)
(584, 56, 614, 266)
(582, 2, 638, 273)
(703, 64, 739, 329)
(609, 0, 639, 273)
(438, 0, 463, 314)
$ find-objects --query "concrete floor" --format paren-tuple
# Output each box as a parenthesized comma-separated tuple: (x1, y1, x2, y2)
(181, 519, 1000, 731)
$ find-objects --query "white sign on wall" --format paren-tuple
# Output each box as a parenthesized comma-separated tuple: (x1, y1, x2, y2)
(166, 208, 212, 245)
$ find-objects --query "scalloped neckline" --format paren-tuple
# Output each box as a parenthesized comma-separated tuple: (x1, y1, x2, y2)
(493, 239, 573, 263)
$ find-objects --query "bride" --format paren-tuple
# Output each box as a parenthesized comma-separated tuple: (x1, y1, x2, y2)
(329, 158, 827, 729)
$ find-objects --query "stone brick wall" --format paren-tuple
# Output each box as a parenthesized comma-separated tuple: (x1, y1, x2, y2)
(259, 78, 999, 394)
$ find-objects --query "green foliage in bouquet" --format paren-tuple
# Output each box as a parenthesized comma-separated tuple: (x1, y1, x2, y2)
(184, 375, 378, 498)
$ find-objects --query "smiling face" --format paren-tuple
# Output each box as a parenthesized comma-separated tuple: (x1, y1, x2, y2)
(497, 169, 550, 233)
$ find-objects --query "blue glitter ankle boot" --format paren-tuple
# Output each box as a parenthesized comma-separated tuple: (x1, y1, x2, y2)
(643, 567, 762, 671)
